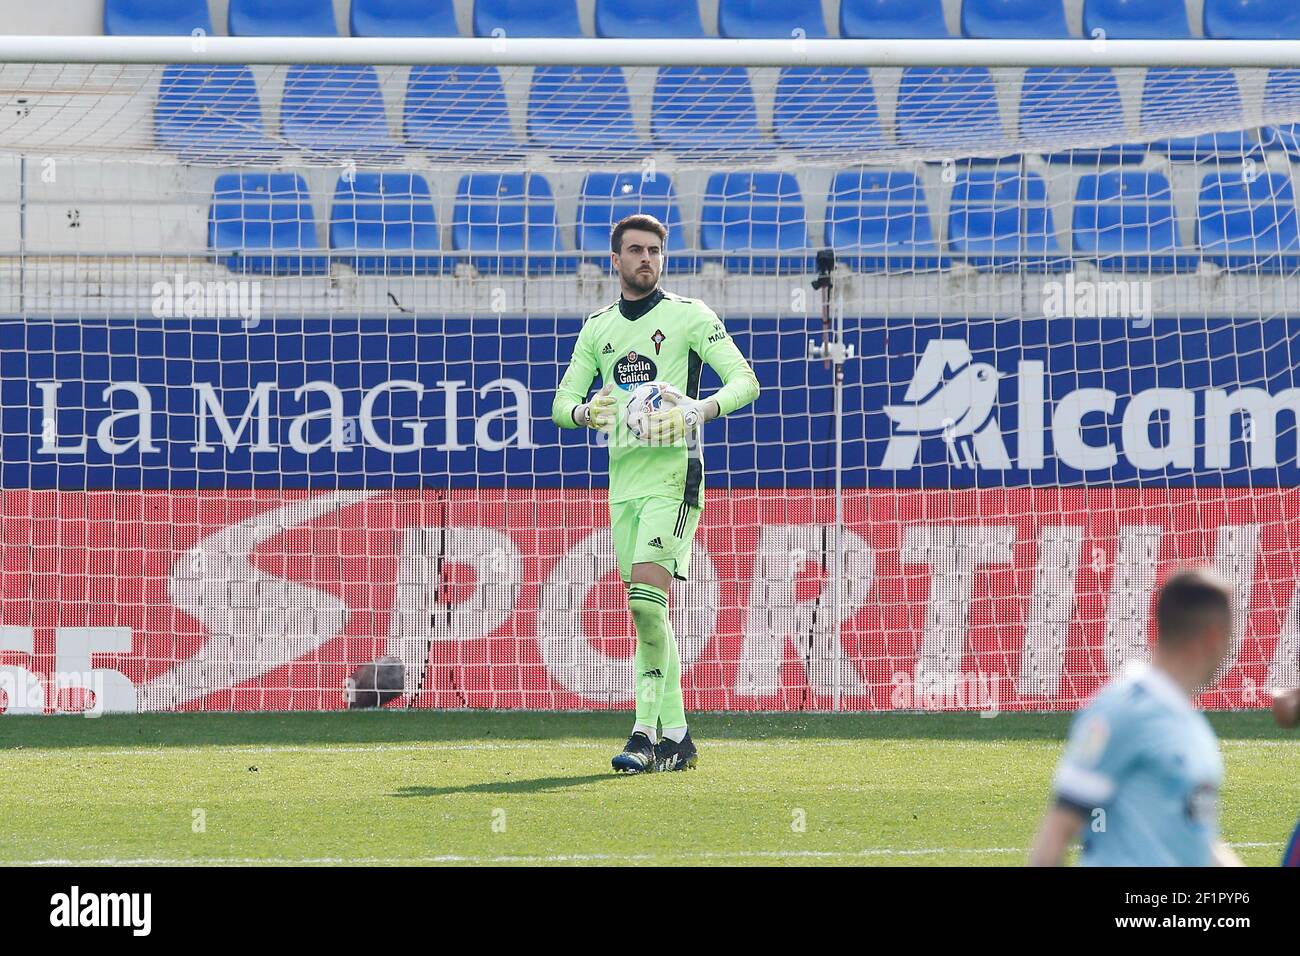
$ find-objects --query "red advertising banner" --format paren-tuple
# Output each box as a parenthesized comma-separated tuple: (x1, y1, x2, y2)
(0, 488, 1295, 714)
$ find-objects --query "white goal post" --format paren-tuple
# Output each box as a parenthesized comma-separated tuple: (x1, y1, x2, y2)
(3, 35, 1300, 67)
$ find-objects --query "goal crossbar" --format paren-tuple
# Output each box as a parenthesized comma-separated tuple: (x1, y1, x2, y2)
(3, 36, 1300, 69)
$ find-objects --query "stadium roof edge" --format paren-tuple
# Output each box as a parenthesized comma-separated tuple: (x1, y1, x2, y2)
(3, 36, 1300, 68)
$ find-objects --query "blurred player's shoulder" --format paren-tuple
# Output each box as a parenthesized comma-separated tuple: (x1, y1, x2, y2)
(1092, 661, 1180, 710)
(1083, 662, 1204, 746)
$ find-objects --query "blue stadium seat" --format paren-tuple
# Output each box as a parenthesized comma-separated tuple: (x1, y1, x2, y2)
(1197, 172, 1300, 271)
(576, 172, 689, 270)
(209, 173, 327, 275)
(228, 0, 338, 36)
(1020, 68, 1145, 163)
(652, 67, 769, 155)
(594, 0, 706, 37)
(404, 66, 521, 158)
(700, 172, 809, 274)
(351, 0, 459, 36)
(774, 68, 889, 153)
(452, 173, 565, 276)
(330, 173, 441, 275)
(1205, 0, 1300, 38)
(105, 0, 213, 35)
(947, 167, 1064, 271)
(529, 67, 648, 157)
(895, 67, 1006, 156)
(717, 0, 828, 38)
(825, 170, 943, 271)
(156, 66, 281, 163)
(1140, 69, 1258, 161)
(840, 0, 948, 38)
(281, 65, 402, 160)
(962, 0, 1069, 38)
(473, 0, 581, 37)
(1083, 0, 1190, 39)
(1073, 171, 1183, 272)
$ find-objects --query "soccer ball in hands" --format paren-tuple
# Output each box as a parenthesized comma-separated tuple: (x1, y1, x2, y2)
(623, 381, 674, 441)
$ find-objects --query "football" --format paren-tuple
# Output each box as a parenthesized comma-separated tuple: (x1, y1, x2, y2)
(623, 381, 671, 441)
(343, 656, 405, 709)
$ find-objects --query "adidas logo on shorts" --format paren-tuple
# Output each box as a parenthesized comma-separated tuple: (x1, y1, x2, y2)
(648, 537, 664, 548)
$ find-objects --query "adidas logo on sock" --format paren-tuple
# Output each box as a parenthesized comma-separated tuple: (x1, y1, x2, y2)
(602, 343, 614, 354)
(642, 669, 664, 679)
(648, 537, 663, 548)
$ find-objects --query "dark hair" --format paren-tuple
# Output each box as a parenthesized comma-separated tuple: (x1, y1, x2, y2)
(1156, 567, 1233, 647)
(611, 214, 668, 253)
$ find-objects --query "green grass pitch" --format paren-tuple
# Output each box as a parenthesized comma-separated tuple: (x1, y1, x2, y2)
(1, 711, 1295, 866)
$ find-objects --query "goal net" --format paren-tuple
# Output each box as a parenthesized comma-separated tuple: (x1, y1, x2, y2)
(1, 37, 1299, 715)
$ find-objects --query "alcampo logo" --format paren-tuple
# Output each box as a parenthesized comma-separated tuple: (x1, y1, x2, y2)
(882, 338, 1300, 474)
(883, 341, 1007, 469)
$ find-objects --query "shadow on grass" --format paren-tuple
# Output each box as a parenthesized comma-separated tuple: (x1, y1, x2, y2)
(0, 709, 1282, 751)
(391, 773, 617, 797)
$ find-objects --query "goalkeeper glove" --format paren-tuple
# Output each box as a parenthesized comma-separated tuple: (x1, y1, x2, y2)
(644, 385, 707, 445)
(577, 384, 617, 432)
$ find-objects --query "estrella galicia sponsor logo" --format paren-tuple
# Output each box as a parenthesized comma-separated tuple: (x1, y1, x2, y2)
(613, 350, 658, 389)
(882, 336, 1300, 476)
(50, 886, 152, 937)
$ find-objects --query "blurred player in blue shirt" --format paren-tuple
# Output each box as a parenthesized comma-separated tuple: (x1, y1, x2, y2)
(1029, 567, 1242, 866)
(1271, 684, 1300, 866)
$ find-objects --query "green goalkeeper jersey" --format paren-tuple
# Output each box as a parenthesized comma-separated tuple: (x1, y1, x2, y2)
(551, 289, 760, 506)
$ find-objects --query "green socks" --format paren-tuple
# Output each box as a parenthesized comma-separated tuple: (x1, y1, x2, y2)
(628, 583, 671, 728)
(659, 610, 686, 733)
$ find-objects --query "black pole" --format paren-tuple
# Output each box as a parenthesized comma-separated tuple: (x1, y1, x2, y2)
(812, 248, 835, 370)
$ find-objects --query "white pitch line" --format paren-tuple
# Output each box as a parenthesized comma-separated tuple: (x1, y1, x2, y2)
(6, 841, 1284, 866)
(1, 737, 1293, 759)
(9, 848, 1028, 866)
(2, 738, 1289, 759)
(0, 740, 1041, 758)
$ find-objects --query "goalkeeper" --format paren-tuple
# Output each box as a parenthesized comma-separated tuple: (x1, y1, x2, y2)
(551, 214, 759, 773)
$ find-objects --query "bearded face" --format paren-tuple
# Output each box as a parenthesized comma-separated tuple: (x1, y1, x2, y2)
(612, 228, 665, 295)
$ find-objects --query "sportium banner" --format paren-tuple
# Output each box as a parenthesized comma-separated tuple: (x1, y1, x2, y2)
(0, 317, 1297, 713)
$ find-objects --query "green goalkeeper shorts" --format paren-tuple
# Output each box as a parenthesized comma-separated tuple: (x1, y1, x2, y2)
(610, 496, 703, 583)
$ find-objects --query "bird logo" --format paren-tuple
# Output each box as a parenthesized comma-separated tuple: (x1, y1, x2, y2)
(884, 359, 1005, 468)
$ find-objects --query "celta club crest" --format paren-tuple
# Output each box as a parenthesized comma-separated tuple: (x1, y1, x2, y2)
(651, 329, 666, 354)
(882, 339, 1011, 470)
